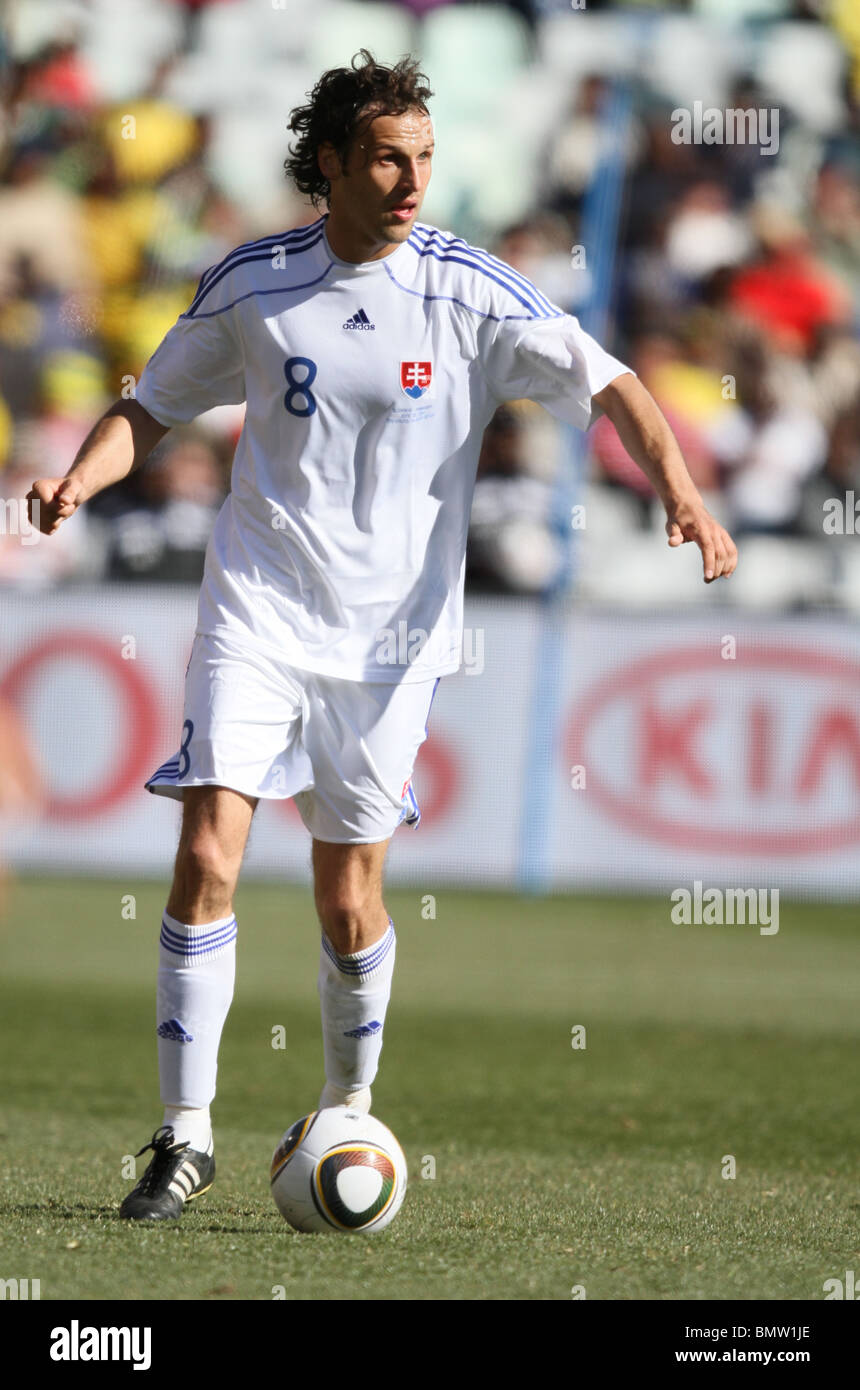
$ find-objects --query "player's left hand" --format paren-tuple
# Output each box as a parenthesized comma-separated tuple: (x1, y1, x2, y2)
(665, 499, 738, 583)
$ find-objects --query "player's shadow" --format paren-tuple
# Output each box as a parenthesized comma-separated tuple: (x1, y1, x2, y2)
(183, 1223, 255, 1233)
(10, 1200, 116, 1219)
(10, 1201, 292, 1232)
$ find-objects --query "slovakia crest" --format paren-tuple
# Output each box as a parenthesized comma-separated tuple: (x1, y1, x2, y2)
(400, 361, 432, 398)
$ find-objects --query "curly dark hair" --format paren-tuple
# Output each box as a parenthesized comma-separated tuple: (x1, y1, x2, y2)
(284, 49, 433, 209)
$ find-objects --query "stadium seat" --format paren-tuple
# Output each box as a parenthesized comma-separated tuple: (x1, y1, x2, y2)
(164, 46, 313, 116)
(207, 109, 301, 206)
(190, 0, 277, 74)
(692, 0, 793, 20)
(646, 16, 747, 109)
(8, 0, 90, 60)
(162, 50, 263, 114)
(832, 547, 860, 614)
(578, 533, 714, 607)
(506, 66, 578, 154)
(755, 22, 847, 134)
(253, 0, 322, 62)
(580, 483, 647, 541)
(721, 537, 831, 610)
(412, 6, 537, 231)
(537, 13, 638, 83)
(419, 4, 532, 123)
(193, 0, 320, 68)
(304, 2, 417, 72)
(421, 120, 538, 232)
(253, 61, 320, 120)
(80, 0, 184, 101)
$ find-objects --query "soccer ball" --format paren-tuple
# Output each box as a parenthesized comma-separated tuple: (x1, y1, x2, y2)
(270, 1107, 407, 1234)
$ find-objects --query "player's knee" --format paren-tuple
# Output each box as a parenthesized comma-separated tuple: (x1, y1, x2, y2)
(316, 891, 377, 955)
(175, 832, 236, 900)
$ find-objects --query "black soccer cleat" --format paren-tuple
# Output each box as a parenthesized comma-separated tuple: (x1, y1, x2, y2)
(119, 1125, 215, 1221)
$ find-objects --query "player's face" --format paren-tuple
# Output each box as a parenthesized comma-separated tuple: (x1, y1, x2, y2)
(326, 108, 434, 256)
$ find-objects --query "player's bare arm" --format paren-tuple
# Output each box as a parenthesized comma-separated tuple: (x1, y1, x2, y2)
(593, 372, 738, 583)
(26, 399, 169, 536)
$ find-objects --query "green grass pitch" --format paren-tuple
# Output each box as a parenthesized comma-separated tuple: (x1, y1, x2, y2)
(1, 877, 857, 1301)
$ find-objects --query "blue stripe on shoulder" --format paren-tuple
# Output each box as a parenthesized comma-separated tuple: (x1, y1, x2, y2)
(180, 264, 333, 321)
(195, 229, 298, 293)
(409, 225, 560, 319)
(187, 222, 326, 317)
(197, 217, 325, 293)
(382, 258, 560, 323)
(413, 226, 560, 317)
(411, 222, 561, 312)
(386, 246, 561, 321)
(191, 221, 323, 307)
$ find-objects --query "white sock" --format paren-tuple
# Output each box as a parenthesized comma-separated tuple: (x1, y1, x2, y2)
(319, 1082, 372, 1113)
(157, 911, 236, 1145)
(162, 1104, 214, 1153)
(317, 918, 396, 1104)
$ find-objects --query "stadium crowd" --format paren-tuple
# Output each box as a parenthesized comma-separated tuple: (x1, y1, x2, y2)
(1, 0, 859, 605)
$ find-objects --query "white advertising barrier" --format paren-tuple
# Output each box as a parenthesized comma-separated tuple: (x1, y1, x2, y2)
(1, 587, 859, 898)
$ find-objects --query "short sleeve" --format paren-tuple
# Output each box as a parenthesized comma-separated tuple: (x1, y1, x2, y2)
(135, 286, 246, 427)
(482, 311, 633, 431)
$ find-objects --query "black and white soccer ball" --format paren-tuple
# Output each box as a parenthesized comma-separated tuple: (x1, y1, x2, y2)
(270, 1107, 407, 1234)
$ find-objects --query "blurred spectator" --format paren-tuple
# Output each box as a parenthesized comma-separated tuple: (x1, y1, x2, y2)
(590, 331, 724, 502)
(728, 202, 851, 356)
(0, 445, 105, 587)
(546, 75, 637, 220)
(719, 334, 829, 535)
(102, 433, 227, 583)
(467, 404, 562, 594)
(808, 160, 860, 315)
(797, 394, 860, 539)
(390, 0, 456, 14)
(12, 38, 96, 113)
(663, 181, 753, 284)
(0, 147, 93, 299)
(807, 326, 860, 427)
(1, 4, 859, 607)
(493, 211, 581, 310)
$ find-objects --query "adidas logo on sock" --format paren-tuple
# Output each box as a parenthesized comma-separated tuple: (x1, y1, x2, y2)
(342, 308, 375, 331)
(343, 1019, 382, 1039)
(157, 1017, 194, 1042)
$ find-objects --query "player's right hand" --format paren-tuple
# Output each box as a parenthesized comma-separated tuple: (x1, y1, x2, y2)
(26, 477, 86, 535)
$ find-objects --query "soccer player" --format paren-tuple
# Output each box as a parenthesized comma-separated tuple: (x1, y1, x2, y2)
(28, 51, 737, 1221)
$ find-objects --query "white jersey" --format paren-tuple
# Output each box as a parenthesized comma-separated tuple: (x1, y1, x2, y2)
(136, 214, 631, 682)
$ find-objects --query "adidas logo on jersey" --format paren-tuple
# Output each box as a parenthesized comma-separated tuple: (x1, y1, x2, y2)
(343, 1019, 383, 1038)
(343, 308, 375, 331)
(157, 1017, 194, 1042)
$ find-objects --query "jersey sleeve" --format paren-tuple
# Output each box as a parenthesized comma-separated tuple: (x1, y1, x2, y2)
(481, 309, 633, 431)
(135, 276, 246, 427)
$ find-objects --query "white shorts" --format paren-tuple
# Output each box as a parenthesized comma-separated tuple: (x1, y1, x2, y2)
(145, 631, 441, 844)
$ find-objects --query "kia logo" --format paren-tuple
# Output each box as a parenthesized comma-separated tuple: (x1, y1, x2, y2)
(567, 644, 860, 855)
